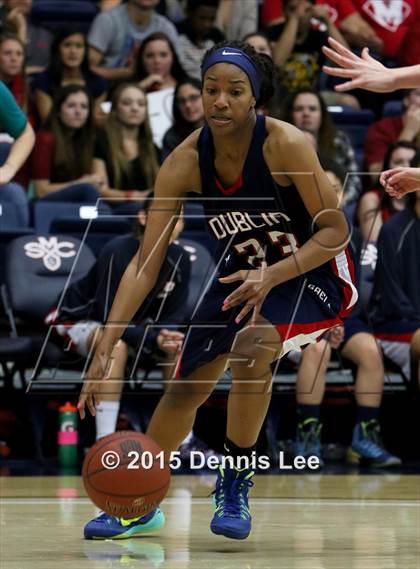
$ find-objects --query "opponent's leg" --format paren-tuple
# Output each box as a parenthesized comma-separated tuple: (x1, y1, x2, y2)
(342, 332, 401, 467)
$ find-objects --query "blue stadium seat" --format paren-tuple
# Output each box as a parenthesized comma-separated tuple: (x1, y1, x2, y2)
(1, 234, 95, 392)
(383, 100, 403, 117)
(177, 236, 216, 319)
(0, 202, 26, 232)
(33, 200, 131, 255)
(328, 106, 375, 152)
(32, 0, 98, 29)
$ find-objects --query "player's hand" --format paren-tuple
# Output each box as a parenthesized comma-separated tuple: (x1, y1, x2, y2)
(219, 266, 277, 325)
(78, 345, 114, 419)
(326, 325, 344, 349)
(157, 329, 184, 355)
(380, 167, 420, 199)
(322, 37, 394, 93)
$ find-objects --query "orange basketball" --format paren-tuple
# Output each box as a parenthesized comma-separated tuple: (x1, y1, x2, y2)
(82, 431, 170, 518)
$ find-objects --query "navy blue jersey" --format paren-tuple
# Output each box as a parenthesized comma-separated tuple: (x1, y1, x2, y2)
(197, 114, 357, 318)
(176, 116, 358, 377)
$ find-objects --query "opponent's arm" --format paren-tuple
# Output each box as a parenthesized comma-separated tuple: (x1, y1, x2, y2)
(322, 37, 420, 92)
(79, 145, 199, 417)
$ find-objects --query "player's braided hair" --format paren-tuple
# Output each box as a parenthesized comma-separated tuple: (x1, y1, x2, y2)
(203, 40, 276, 107)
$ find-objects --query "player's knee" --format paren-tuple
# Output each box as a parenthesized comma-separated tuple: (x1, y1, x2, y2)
(358, 343, 383, 372)
(165, 380, 211, 408)
(231, 327, 281, 367)
(302, 340, 330, 365)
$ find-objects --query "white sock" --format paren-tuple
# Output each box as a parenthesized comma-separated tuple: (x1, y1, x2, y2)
(180, 431, 194, 445)
(95, 401, 120, 440)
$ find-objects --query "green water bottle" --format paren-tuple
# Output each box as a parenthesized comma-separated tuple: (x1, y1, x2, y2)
(58, 402, 78, 466)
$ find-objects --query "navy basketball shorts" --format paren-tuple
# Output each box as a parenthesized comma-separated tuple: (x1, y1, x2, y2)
(374, 320, 420, 378)
(177, 272, 345, 378)
(342, 314, 371, 346)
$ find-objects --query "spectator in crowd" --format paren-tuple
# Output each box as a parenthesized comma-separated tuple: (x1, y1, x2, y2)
(293, 322, 400, 468)
(45, 195, 188, 442)
(92, 82, 160, 214)
(161, 77, 204, 159)
(243, 31, 273, 59)
(133, 31, 185, 93)
(32, 85, 100, 202)
(0, 0, 52, 75)
(264, 0, 351, 102)
(215, 0, 258, 42)
(320, 0, 420, 68)
(364, 88, 420, 180)
(357, 142, 417, 244)
(176, 0, 224, 80)
(280, 89, 362, 205)
(87, 0, 179, 82)
(0, 33, 31, 116)
(0, 79, 34, 225)
(370, 163, 420, 386)
(33, 29, 108, 125)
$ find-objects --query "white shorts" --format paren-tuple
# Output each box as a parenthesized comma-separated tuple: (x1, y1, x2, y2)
(55, 320, 101, 358)
(378, 340, 411, 379)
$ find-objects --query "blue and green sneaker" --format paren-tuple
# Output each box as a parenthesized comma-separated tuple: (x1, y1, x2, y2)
(348, 420, 402, 468)
(84, 508, 165, 540)
(210, 466, 254, 540)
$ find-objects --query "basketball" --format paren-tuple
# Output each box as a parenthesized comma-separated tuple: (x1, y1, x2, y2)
(82, 431, 170, 518)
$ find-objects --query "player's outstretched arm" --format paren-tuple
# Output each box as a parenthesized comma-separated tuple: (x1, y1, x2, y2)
(322, 37, 420, 92)
(380, 167, 420, 198)
(78, 145, 199, 418)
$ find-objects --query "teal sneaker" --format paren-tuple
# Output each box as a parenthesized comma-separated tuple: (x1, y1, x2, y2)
(84, 508, 165, 540)
(294, 418, 324, 467)
(348, 420, 402, 468)
(210, 466, 254, 540)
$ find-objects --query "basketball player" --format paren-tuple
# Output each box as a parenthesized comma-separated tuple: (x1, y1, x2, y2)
(79, 41, 357, 540)
(322, 37, 420, 199)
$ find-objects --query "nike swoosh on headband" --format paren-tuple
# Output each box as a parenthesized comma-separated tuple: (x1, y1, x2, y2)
(222, 50, 242, 56)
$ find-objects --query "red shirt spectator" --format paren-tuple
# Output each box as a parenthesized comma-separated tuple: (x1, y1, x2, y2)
(318, 0, 420, 65)
(364, 88, 420, 172)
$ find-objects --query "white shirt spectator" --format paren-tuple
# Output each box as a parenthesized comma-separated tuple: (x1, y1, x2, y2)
(88, 3, 179, 68)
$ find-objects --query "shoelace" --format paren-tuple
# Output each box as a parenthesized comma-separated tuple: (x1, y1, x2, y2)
(214, 478, 254, 518)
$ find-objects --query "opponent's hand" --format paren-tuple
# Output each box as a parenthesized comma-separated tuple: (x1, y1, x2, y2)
(78, 347, 113, 419)
(219, 266, 277, 325)
(322, 37, 394, 93)
(380, 167, 420, 199)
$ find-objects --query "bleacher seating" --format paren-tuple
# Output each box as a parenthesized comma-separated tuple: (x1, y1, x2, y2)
(329, 106, 375, 170)
(32, 0, 98, 29)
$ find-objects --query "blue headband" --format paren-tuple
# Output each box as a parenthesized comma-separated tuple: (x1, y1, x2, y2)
(201, 47, 262, 99)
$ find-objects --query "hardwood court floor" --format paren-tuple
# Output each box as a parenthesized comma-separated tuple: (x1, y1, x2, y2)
(1, 474, 419, 568)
